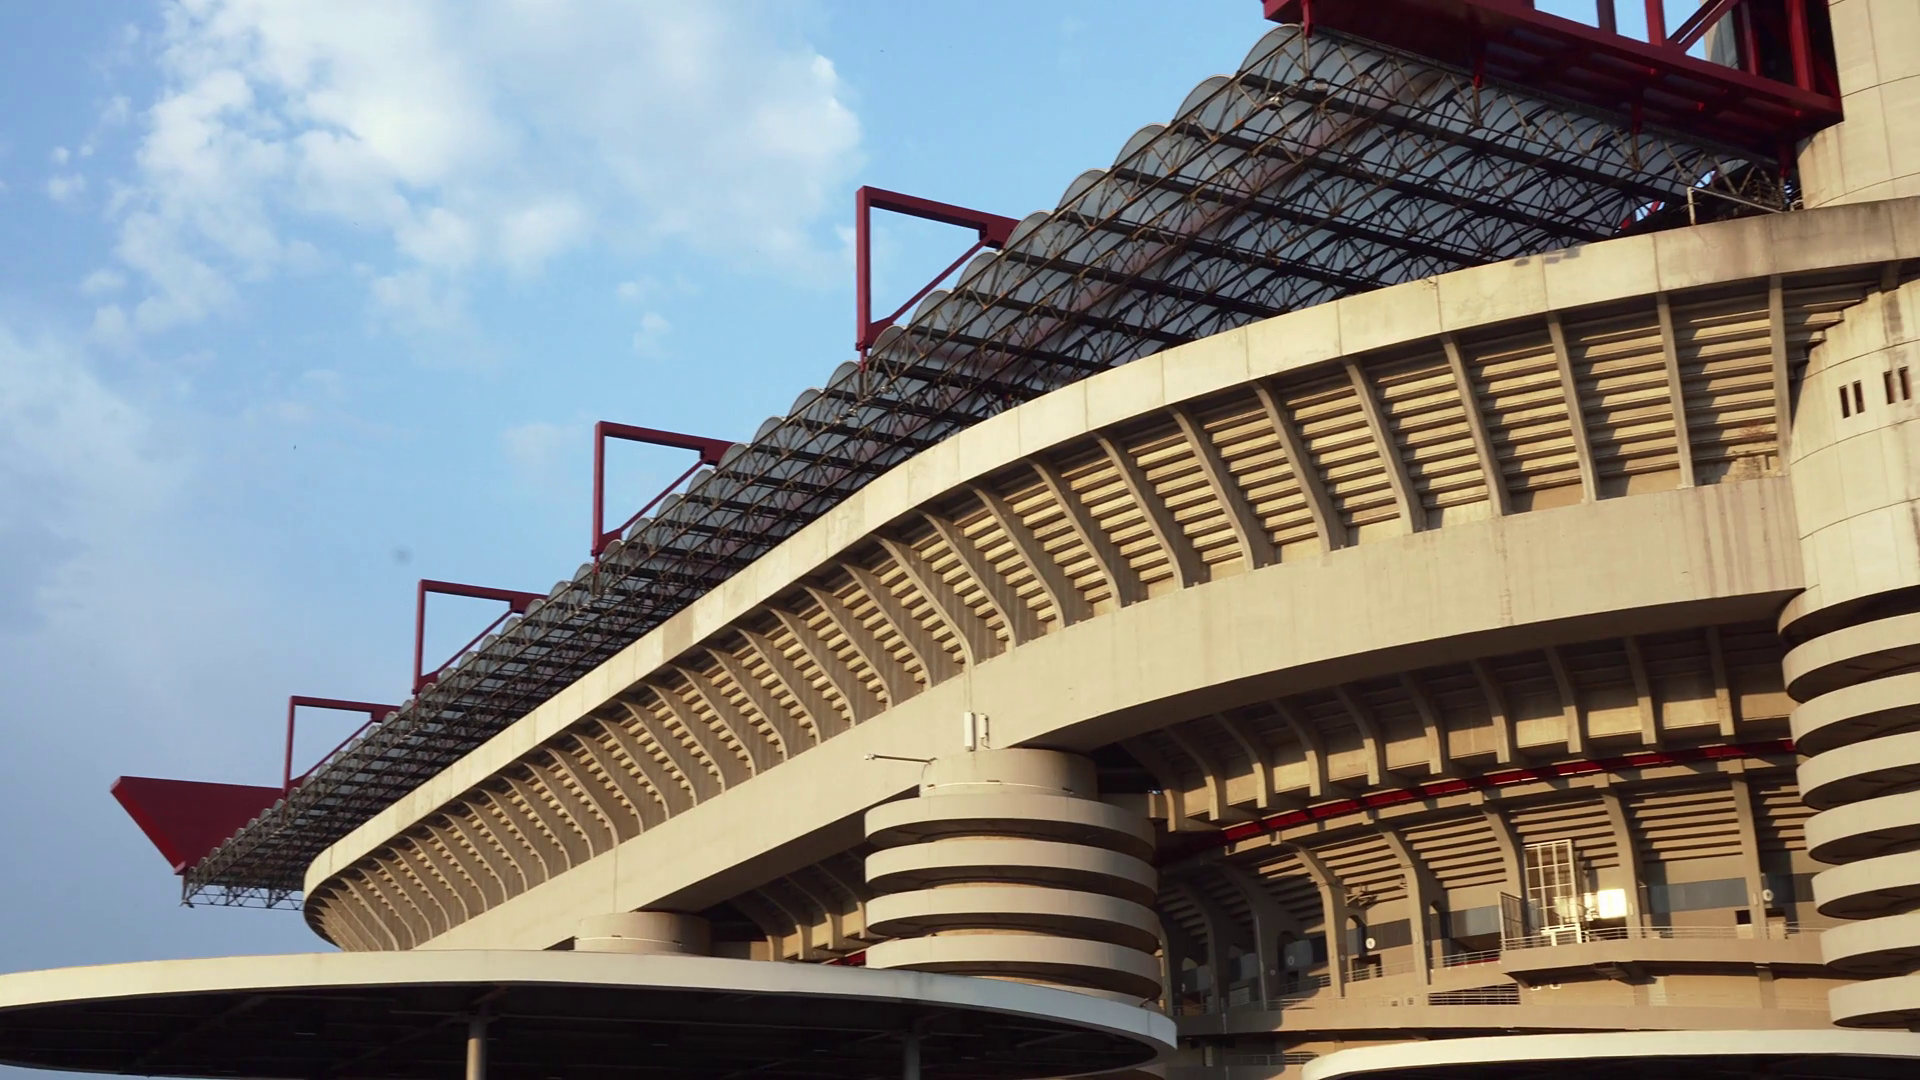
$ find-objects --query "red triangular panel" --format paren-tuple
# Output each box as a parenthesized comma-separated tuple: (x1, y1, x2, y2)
(110, 776, 284, 874)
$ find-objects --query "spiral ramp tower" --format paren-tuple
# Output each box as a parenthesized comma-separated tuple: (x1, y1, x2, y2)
(1784, 277, 1920, 1028)
(864, 749, 1164, 1003)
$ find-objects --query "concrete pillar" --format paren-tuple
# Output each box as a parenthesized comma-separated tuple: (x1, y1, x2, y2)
(1784, 277, 1920, 1028)
(1797, 0, 1920, 206)
(862, 748, 1163, 1003)
(574, 911, 711, 955)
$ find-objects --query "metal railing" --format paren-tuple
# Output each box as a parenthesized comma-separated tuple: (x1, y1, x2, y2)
(1502, 922, 1804, 950)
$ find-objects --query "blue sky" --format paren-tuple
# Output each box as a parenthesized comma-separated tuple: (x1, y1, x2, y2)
(0, 0, 1667, 997)
(0, 0, 1282, 982)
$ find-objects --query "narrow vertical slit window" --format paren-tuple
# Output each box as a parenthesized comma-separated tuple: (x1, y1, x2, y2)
(1840, 385, 1852, 418)
(1887, 370, 1898, 404)
(1901, 367, 1912, 401)
(1854, 381, 1867, 414)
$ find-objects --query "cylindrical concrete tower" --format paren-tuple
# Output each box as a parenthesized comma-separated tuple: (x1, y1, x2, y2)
(1784, 277, 1920, 1028)
(862, 749, 1162, 1002)
(1798, 0, 1920, 206)
(573, 912, 711, 955)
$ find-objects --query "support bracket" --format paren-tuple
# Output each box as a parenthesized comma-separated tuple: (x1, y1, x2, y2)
(414, 579, 545, 694)
(283, 697, 397, 794)
(855, 186, 1020, 355)
(592, 422, 737, 557)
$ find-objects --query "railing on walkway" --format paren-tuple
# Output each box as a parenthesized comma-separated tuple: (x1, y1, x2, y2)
(1501, 922, 1803, 950)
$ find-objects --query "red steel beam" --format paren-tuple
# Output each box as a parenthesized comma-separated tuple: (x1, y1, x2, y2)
(283, 696, 397, 794)
(592, 422, 738, 557)
(1164, 737, 1797, 863)
(413, 579, 545, 694)
(1261, 0, 1840, 153)
(111, 776, 287, 874)
(855, 186, 1021, 355)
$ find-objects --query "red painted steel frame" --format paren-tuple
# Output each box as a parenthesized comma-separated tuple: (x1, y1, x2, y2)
(1264, 0, 1840, 152)
(592, 422, 737, 557)
(855, 186, 1021, 355)
(283, 697, 397, 794)
(111, 776, 288, 874)
(413, 579, 545, 694)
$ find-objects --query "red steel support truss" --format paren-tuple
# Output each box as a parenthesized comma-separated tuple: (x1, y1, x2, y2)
(283, 697, 396, 794)
(592, 422, 737, 558)
(1266, 0, 1839, 152)
(413, 579, 545, 694)
(855, 186, 1021, 356)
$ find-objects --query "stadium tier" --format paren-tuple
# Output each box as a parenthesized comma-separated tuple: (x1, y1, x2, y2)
(17, 3, 1920, 1079)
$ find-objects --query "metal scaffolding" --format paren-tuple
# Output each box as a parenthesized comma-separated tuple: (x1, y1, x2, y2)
(184, 24, 1792, 906)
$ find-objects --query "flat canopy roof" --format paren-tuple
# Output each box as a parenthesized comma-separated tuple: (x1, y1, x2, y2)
(1303, 1031, 1920, 1080)
(0, 951, 1173, 1080)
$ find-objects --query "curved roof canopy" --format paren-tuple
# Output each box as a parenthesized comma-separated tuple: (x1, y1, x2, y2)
(185, 22, 1789, 906)
(0, 951, 1173, 1080)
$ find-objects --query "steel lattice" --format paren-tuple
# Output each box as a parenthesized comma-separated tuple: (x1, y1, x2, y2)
(184, 24, 1789, 906)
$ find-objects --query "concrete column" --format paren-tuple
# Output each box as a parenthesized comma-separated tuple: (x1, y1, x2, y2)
(863, 748, 1162, 1003)
(1784, 277, 1920, 1028)
(574, 911, 711, 955)
(1797, 0, 1920, 206)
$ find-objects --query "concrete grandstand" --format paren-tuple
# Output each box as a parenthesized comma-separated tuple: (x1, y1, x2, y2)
(9, 2, 1920, 1079)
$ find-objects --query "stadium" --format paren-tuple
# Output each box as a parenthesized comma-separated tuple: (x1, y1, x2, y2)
(7, 2, 1920, 1079)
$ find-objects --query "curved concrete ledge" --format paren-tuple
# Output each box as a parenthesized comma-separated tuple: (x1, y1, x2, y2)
(1829, 971, 1920, 1028)
(864, 934, 1163, 1001)
(1806, 788, 1920, 862)
(1799, 730, 1920, 809)
(866, 887, 1161, 952)
(1821, 910, 1920, 975)
(1782, 611, 1920, 701)
(865, 793, 1156, 859)
(1790, 670, 1920, 756)
(1301, 1030, 1920, 1080)
(1815, 850, 1920, 919)
(0, 949, 1177, 1079)
(865, 838, 1157, 906)
(1197, 1001, 1834, 1037)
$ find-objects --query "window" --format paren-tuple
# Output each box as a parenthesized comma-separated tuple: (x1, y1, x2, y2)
(1855, 380, 1867, 413)
(1842, 384, 1852, 417)
(1901, 367, 1913, 402)
(1523, 839, 1582, 932)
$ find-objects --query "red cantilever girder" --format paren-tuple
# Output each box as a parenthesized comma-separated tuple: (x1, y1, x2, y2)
(855, 186, 1020, 355)
(413, 579, 544, 694)
(591, 422, 737, 557)
(282, 696, 396, 794)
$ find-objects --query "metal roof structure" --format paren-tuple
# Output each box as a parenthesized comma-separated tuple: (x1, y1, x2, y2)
(184, 22, 1796, 907)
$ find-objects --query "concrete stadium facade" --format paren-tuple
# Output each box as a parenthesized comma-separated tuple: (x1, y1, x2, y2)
(24, 5, 1920, 1080)
(294, 173, 1920, 1063)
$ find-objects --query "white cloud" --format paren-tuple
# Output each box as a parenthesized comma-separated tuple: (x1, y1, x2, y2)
(501, 419, 574, 488)
(101, 94, 132, 127)
(46, 174, 87, 203)
(50, 146, 70, 165)
(0, 324, 182, 627)
(80, 269, 126, 296)
(499, 198, 588, 274)
(631, 311, 671, 358)
(108, 0, 862, 340)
